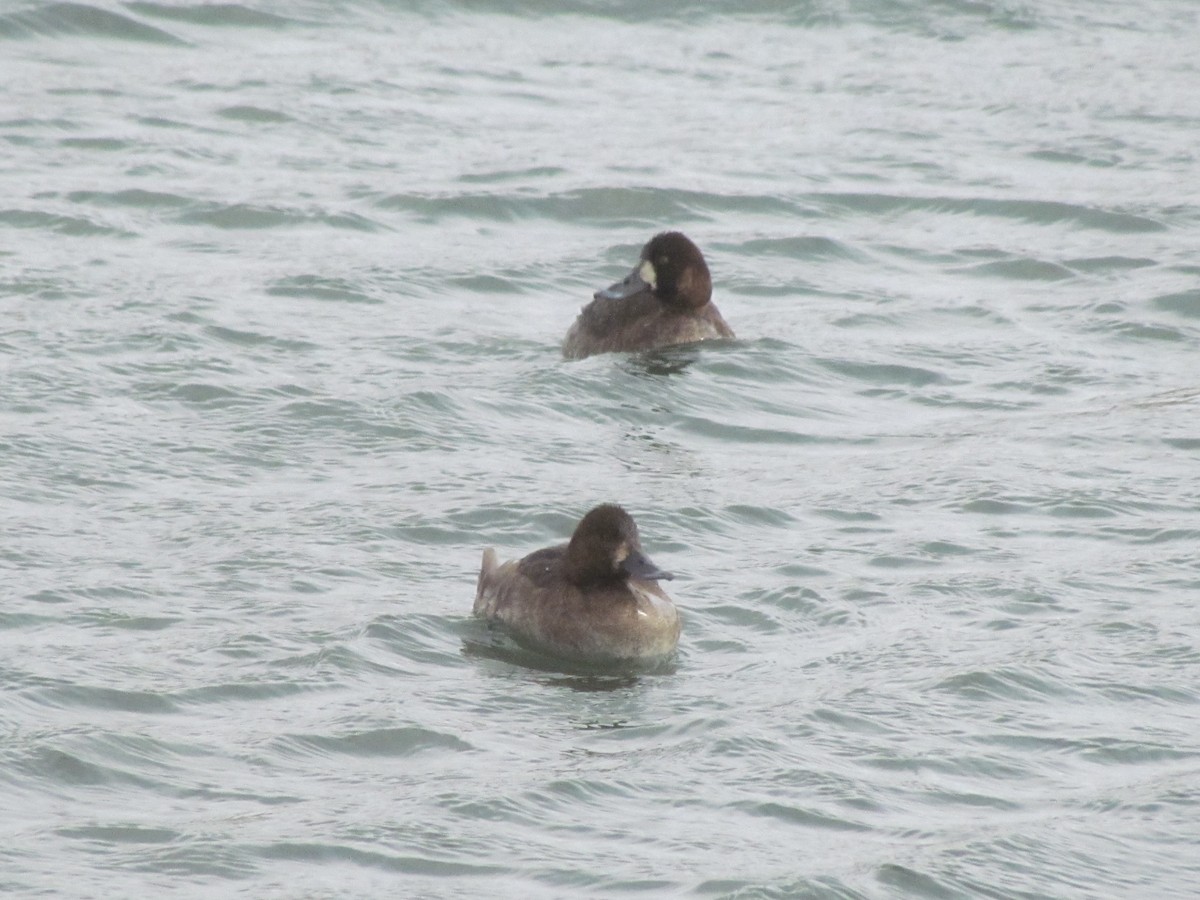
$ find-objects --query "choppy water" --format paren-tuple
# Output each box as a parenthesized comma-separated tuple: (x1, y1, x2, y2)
(4, 1, 1200, 897)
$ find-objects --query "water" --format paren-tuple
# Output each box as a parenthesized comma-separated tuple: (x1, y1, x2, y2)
(3, 1, 1200, 896)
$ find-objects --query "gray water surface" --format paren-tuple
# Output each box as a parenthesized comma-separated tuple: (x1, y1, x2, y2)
(3, 1, 1200, 897)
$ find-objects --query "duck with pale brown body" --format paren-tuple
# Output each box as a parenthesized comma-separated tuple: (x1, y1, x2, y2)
(474, 504, 681, 664)
(562, 232, 734, 359)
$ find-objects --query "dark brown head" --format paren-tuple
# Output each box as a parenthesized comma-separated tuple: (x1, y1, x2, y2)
(563, 504, 674, 588)
(594, 232, 713, 311)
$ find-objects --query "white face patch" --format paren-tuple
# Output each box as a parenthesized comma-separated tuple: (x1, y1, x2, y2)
(638, 259, 657, 290)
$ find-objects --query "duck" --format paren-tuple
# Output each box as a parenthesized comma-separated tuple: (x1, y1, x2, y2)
(474, 504, 681, 664)
(562, 231, 734, 359)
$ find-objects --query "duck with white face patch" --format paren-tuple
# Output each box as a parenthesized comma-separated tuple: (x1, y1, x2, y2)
(562, 232, 735, 360)
(473, 504, 681, 665)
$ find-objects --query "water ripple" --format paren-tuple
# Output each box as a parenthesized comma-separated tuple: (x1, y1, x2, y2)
(0, 3, 186, 44)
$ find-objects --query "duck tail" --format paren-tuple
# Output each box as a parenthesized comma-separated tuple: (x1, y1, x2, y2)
(474, 548, 498, 615)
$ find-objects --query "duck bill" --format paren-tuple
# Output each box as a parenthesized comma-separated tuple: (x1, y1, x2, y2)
(621, 549, 674, 582)
(595, 264, 652, 301)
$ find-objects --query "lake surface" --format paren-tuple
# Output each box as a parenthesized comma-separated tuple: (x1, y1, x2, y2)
(3, 1, 1200, 897)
